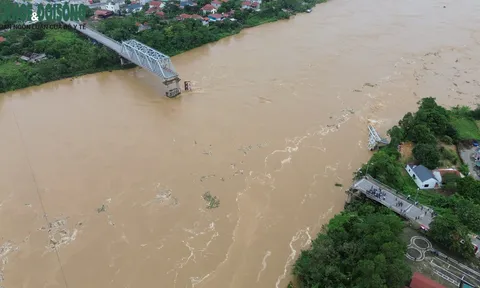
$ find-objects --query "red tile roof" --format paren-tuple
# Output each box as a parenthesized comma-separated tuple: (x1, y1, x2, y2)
(191, 14, 203, 19)
(210, 13, 223, 18)
(149, 0, 162, 7)
(436, 168, 461, 177)
(156, 11, 165, 17)
(410, 273, 446, 288)
(146, 7, 157, 14)
(0, 36, 5, 43)
(94, 10, 112, 16)
(251, 2, 258, 7)
(201, 4, 216, 10)
(178, 13, 193, 19)
(242, 1, 251, 6)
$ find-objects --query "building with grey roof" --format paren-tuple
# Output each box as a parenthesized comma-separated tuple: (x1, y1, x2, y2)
(405, 164, 439, 190)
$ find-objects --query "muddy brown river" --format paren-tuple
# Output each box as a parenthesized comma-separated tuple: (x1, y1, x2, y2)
(1, 0, 480, 287)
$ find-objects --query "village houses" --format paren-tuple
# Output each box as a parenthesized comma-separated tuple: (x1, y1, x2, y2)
(405, 164, 464, 190)
(179, 0, 197, 8)
(101, 2, 121, 13)
(149, 1, 165, 9)
(241, 0, 260, 10)
(200, 4, 217, 15)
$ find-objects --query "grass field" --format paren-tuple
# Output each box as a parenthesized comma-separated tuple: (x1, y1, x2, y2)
(451, 117, 480, 140)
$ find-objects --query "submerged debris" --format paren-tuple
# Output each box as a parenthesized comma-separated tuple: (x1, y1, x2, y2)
(200, 174, 216, 182)
(40, 218, 79, 252)
(238, 143, 268, 155)
(143, 185, 178, 207)
(202, 191, 220, 209)
(97, 204, 107, 213)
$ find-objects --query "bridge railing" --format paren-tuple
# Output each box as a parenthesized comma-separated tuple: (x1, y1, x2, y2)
(63, 21, 121, 46)
(360, 175, 414, 204)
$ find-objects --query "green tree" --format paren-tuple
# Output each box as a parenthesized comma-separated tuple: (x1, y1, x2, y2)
(387, 126, 405, 148)
(408, 124, 436, 144)
(415, 97, 450, 136)
(294, 202, 411, 288)
(442, 173, 460, 192)
(357, 149, 404, 189)
(472, 105, 480, 120)
(412, 143, 440, 169)
(398, 112, 416, 136)
(429, 213, 475, 259)
(456, 176, 480, 202)
(26, 29, 45, 41)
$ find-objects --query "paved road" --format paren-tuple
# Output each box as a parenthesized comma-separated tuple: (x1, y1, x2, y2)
(62, 21, 122, 53)
(353, 176, 435, 228)
(353, 176, 480, 250)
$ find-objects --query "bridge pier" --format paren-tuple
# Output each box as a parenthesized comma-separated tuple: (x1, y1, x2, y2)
(165, 78, 181, 98)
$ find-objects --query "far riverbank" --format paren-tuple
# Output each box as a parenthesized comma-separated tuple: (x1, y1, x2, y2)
(0, 0, 325, 93)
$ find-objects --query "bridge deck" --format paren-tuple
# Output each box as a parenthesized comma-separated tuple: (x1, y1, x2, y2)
(63, 21, 179, 83)
(353, 176, 434, 228)
(353, 176, 480, 249)
(64, 21, 122, 53)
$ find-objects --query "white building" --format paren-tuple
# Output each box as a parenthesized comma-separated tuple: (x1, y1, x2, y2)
(405, 164, 439, 190)
(102, 2, 121, 13)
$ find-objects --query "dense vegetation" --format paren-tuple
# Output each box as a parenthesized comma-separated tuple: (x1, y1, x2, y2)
(0, 0, 325, 93)
(0, 28, 121, 92)
(293, 98, 480, 288)
(356, 98, 480, 258)
(293, 199, 412, 288)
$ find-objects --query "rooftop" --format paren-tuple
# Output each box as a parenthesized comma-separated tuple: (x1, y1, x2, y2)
(149, 0, 162, 6)
(408, 164, 436, 182)
(94, 9, 113, 16)
(201, 4, 215, 10)
(409, 272, 446, 288)
(127, 3, 142, 9)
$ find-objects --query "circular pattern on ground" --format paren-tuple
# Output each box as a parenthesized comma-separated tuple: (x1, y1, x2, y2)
(405, 236, 431, 262)
(407, 247, 422, 259)
(413, 237, 430, 249)
(410, 236, 432, 250)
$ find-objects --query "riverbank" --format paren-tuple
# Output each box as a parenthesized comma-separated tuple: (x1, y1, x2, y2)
(0, 0, 325, 93)
(2, 1, 480, 287)
(292, 98, 480, 287)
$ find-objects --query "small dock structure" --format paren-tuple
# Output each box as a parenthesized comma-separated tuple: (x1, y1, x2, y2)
(368, 125, 389, 150)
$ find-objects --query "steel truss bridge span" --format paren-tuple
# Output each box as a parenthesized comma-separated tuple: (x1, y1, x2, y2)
(63, 21, 181, 96)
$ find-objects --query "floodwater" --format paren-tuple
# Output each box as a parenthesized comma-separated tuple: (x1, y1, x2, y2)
(1, 0, 480, 287)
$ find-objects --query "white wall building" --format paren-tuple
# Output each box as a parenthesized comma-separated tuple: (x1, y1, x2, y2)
(405, 164, 439, 190)
(102, 2, 120, 13)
